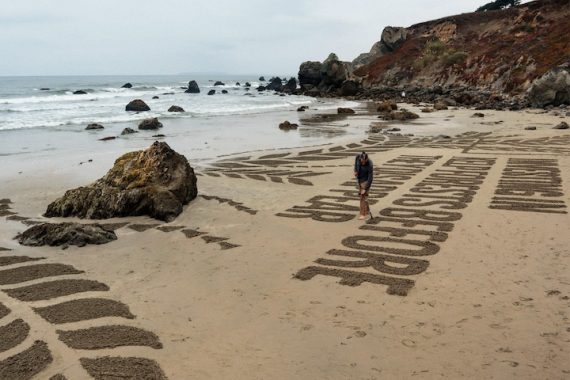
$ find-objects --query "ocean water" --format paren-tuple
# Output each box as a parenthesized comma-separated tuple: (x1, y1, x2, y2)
(0, 75, 316, 131)
(0, 75, 366, 180)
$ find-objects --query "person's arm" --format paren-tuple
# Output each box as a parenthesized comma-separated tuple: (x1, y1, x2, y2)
(366, 162, 373, 190)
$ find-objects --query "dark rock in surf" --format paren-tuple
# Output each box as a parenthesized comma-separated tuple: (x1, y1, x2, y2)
(121, 128, 138, 135)
(73, 90, 88, 95)
(207, 90, 216, 95)
(126, 99, 150, 112)
(85, 123, 104, 130)
(121, 83, 133, 89)
(214, 81, 225, 86)
(278, 121, 298, 130)
(168, 105, 185, 112)
(185, 80, 200, 93)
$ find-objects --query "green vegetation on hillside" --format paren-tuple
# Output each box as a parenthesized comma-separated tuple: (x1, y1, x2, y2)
(477, 0, 521, 12)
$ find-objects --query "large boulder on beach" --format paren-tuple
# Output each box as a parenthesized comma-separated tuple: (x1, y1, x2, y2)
(126, 99, 150, 112)
(44, 142, 198, 222)
(185, 80, 200, 93)
(138, 118, 163, 130)
(17, 223, 117, 248)
(528, 65, 570, 108)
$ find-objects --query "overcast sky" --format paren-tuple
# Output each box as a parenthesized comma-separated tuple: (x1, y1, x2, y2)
(0, 0, 528, 76)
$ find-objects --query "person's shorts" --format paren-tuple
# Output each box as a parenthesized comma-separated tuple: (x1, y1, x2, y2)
(359, 181, 369, 196)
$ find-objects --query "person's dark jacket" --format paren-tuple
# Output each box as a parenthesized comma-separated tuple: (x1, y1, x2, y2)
(354, 156, 373, 191)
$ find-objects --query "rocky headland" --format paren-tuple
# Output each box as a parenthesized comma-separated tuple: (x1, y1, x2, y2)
(294, 0, 570, 110)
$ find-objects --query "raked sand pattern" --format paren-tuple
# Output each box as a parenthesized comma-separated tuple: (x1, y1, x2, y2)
(1, 111, 569, 379)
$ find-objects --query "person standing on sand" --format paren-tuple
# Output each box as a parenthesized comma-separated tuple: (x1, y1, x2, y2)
(353, 152, 373, 220)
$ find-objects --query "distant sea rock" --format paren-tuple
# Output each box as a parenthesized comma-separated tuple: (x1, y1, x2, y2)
(279, 121, 298, 130)
(168, 105, 185, 112)
(125, 99, 150, 112)
(259, 76, 266, 81)
(121, 83, 133, 88)
(121, 127, 138, 135)
(185, 80, 200, 93)
(73, 90, 88, 95)
(222, 90, 228, 94)
(17, 222, 117, 248)
(44, 141, 198, 222)
(85, 123, 104, 130)
(214, 81, 225, 86)
(284, 77, 297, 92)
(138, 117, 163, 130)
(208, 90, 216, 95)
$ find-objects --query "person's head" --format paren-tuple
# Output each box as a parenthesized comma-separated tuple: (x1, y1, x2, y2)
(359, 152, 368, 165)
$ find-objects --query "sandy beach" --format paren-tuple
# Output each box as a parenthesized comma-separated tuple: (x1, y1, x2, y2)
(1, 103, 569, 379)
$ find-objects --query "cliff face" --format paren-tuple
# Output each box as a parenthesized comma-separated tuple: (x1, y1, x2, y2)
(353, 0, 570, 95)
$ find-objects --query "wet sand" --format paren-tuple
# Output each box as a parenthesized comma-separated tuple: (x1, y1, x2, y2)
(0, 104, 569, 379)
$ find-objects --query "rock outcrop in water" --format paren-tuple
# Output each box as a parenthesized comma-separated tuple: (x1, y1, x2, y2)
(126, 99, 150, 112)
(18, 223, 117, 248)
(185, 80, 200, 93)
(121, 83, 133, 89)
(168, 105, 185, 112)
(45, 142, 198, 222)
(85, 123, 104, 130)
(299, 53, 351, 94)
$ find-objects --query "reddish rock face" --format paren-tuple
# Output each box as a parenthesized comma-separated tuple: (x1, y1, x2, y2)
(353, 0, 570, 95)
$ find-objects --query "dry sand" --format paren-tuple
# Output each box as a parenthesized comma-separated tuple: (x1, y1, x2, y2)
(0, 104, 569, 379)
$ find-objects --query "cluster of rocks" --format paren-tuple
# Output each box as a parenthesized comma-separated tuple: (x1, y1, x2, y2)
(298, 53, 358, 97)
(45, 142, 198, 222)
(295, 51, 569, 111)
